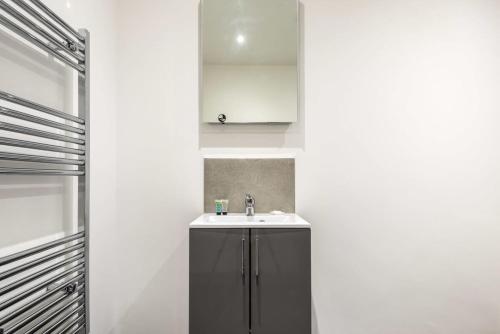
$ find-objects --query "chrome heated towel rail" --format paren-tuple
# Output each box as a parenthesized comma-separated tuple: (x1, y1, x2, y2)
(0, 0, 89, 333)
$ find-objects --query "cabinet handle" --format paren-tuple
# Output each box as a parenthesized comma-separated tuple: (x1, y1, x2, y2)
(255, 237, 260, 280)
(241, 237, 245, 281)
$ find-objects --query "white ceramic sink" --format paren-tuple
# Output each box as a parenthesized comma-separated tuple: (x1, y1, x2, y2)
(190, 214, 311, 228)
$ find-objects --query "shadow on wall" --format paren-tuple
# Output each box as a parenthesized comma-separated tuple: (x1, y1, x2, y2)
(0, 175, 64, 199)
(110, 237, 189, 334)
(0, 27, 75, 250)
(0, 174, 73, 249)
(0, 30, 65, 89)
(200, 122, 302, 148)
(109, 234, 319, 334)
(312, 297, 319, 334)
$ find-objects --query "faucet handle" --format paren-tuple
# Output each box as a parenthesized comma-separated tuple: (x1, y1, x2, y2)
(245, 193, 255, 216)
(245, 193, 255, 207)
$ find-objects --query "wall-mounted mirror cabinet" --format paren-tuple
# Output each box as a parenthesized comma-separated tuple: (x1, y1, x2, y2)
(201, 0, 299, 124)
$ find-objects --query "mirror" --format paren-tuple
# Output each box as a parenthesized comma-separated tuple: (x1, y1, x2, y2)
(201, 0, 299, 123)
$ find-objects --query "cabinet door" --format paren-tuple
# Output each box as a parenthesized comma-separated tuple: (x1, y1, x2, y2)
(190, 228, 249, 334)
(251, 228, 311, 334)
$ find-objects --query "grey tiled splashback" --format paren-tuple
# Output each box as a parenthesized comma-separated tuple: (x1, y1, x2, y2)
(204, 159, 295, 213)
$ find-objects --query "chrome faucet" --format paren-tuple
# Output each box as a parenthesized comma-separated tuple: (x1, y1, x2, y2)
(245, 193, 255, 216)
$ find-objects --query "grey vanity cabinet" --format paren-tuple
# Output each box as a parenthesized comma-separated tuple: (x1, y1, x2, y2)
(189, 229, 249, 334)
(190, 228, 310, 334)
(251, 229, 311, 334)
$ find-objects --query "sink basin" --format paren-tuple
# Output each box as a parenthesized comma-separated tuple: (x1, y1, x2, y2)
(190, 214, 311, 228)
(208, 214, 291, 223)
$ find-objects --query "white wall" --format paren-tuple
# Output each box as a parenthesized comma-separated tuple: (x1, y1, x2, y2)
(300, 0, 500, 333)
(113, 0, 201, 333)
(5, 0, 495, 333)
(3, 0, 499, 333)
(115, 0, 500, 333)
(0, 17, 76, 248)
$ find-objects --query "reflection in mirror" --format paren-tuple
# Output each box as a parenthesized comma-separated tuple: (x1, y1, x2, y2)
(201, 0, 298, 123)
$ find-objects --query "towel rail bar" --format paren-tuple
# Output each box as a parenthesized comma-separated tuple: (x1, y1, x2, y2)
(0, 1, 84, 61)
(0, 152, 85, 166)
(27, 0, 85, 42)
(0, 13, 84, 73)
(0, 167, 84, 176)
(0, 232, 84, 266)
(0, 242, 84, 281)
(60, 315, 85, 334)
(23, 294, 85, 334)
(3, 288, 84, 334)
(0, 106, 85, 135)
(0, 137, 85, 155)
(11, 0, 85, 48)
(0, 91, 85, 125)
(0, 122, 85, 145)
(0, 3, 89, 332)
(0, 254, 84, 296)
(42, 303, 85, 333)
(0, 275, 84, 326)
(0, 264, 85, 312)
